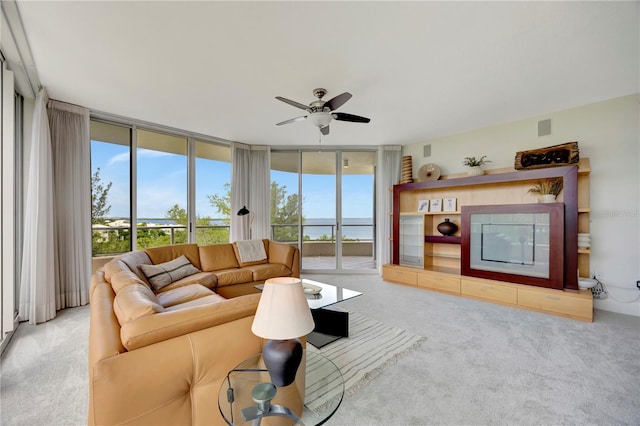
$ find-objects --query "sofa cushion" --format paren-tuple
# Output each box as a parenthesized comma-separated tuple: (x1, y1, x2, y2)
(163, 294, 226, 312)
(118, 250, 153, 283)
(214, 268, 254, 286)
(156, 284, 216, 308)
(145, 243, 202, 270)
(154, 272, 218, 294)
(267, 241, 296, 268)
(104, 259, 137, 284)
(113, 283, 164, 325)
(232, 240, 268, 267)
(109, 269, 150, 294)
(140, 255, 201, 291)
(199, 244, 239, 271)
(244, 263, 292, 281)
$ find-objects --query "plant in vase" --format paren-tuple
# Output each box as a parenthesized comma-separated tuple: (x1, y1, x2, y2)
(528, 178, 563, 202)
(462, 156, 490, 176)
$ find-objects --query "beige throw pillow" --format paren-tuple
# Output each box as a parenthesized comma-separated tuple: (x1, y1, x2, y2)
(139, 255, 201, 291)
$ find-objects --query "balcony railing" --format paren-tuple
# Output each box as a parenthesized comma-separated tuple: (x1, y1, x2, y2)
(92, 223, 374, 256)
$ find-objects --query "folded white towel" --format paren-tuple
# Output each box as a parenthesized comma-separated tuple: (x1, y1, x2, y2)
(236, 240, 267, 263)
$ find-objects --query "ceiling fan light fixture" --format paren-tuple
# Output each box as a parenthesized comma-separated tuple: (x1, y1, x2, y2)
(308, 112, 333, 129)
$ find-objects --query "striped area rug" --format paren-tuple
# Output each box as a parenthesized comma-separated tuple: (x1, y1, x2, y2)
(305, 312, 426, 411)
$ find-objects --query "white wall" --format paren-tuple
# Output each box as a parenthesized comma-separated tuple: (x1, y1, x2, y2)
(403, 94, 640, 317)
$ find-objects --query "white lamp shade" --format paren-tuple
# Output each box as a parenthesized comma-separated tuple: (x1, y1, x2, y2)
(251, 277, 315, 340)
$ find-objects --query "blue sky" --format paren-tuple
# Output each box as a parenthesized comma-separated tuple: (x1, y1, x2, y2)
(91, 141, 373, 219)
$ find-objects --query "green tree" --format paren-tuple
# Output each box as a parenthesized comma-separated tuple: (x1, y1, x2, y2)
(166, 204, 188, 225)
(208, 183, 231, 224)
(207, 182, 303, 242)
(91, 168, 112, 224)
(164, 204, 229, 245)
(270, 181, 302, 242)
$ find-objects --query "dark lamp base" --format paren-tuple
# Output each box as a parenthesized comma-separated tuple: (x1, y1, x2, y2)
(262, 338, 303, 387)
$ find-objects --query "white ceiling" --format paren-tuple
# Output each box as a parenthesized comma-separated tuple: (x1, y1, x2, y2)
(9, 1, 640, 147)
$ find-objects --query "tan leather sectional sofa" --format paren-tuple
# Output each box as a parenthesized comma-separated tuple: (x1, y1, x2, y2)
(88, 239, 300, 425)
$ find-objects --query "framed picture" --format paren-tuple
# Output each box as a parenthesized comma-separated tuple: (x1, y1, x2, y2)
(417, 199, 430, 212)
(429, 198, 442, 212)
(444, 197, 457, 212)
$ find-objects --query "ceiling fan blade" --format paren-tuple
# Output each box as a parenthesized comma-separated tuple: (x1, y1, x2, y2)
(333, 112, 371, 123)
(275, 96, 311, 111)
(320, 125, 330, 135)
(276, 116, 307, 126)
(324, 92, 352, 111)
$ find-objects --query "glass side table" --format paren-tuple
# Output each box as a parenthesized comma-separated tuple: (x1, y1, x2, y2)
(219, 350, 344, 426)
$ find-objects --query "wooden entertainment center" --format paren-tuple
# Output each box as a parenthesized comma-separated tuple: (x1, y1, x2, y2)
(382, 159, 593, 322)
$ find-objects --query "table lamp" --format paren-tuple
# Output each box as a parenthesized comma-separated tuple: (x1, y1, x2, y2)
(251, 277, 315, 387)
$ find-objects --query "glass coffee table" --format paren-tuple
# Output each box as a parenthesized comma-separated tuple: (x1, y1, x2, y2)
(219, 351, 344, 426)
(256, 279, 362, 348)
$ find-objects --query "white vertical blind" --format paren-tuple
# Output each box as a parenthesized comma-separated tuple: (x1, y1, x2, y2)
(2, 68, 16, 335)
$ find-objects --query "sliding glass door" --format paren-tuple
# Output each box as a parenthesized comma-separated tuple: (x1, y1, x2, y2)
(271, 149, 376, 272)
(340, 151, 376, 270)
(301, 151, 337, 270)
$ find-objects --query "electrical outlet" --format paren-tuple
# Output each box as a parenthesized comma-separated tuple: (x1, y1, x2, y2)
(593, 272, 602, 280)
(591, 282, 607, 299)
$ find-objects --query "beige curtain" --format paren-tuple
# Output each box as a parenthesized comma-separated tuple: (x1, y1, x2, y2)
(18, 92, 91, 324)
(376, 146, 401, 273)
(47, 99, 91, 309)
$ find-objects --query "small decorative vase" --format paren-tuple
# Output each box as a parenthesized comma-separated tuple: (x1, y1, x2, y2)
(437, 218, 458, 236)
(467, 166, 484, 177)
(540, 194, 557, 203)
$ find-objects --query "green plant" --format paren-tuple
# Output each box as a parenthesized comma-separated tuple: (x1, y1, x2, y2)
(527, 178, 563, 196)
(462, 156, 490, 167)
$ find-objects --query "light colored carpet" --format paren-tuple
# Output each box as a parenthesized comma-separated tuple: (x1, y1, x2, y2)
(306, 312, 425, 410)
(0, 305, 89, 426)
(1, 273, 639, 426)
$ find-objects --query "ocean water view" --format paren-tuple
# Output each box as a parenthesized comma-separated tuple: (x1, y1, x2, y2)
(130, 217, 374, 241)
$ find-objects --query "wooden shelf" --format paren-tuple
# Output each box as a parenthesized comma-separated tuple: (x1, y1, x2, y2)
(426, 253, 461, 259)
(578, 208, 591, 213)
(578, 249, 591, 254)
(401, 211, 461, 215)
(425, 235, 461, 244)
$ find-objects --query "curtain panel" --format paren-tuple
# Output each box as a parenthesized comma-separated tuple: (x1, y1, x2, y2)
(47, 100, 91, 310)
(19, 89, 56, 324)
(375, 146, 401, 273)
(230, 143, 271, 241)
(248, 146, 270, 240)
(18, 90, 91, 324)
(230, 143, 250, 241)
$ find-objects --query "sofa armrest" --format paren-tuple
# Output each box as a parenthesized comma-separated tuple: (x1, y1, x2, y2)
(90, 316, 264, 425)
(89, 272, 125, 365)
(268, 241, 300, 277)
(120, 293, 261, 350)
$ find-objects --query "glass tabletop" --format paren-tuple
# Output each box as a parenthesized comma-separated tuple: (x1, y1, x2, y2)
(255, 279, 362, 310)
(219, 350, 344, 426)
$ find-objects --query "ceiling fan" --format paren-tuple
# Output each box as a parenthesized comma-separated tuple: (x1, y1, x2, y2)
(275, 88, 371, 135)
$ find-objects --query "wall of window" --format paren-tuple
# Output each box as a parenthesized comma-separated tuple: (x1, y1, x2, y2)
(89, 119, 231, 257)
